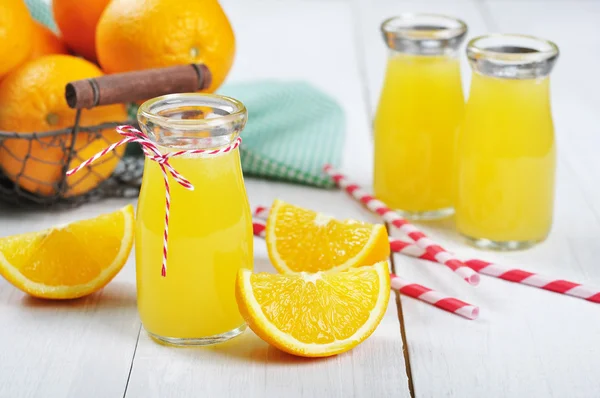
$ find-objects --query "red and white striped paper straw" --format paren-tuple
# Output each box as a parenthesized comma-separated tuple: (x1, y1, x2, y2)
(390, 274, 479, 319)
(253, 206, 270, 220)
(67, 125, 241, 277)
(389, 238, 600, 304)
(322, 165, 480, 286)
(251, 217, 479, 319)
(253, 218, 267, 238)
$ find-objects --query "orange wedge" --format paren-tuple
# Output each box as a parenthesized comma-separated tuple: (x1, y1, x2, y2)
(265, 199, 390, 273)
(0, 205, 134, 299)
(236, 261, 390, 357)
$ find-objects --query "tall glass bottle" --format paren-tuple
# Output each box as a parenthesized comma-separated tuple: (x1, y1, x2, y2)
(374, 14, 467, 220)
(136, 93, 253, 345)
(456, 35, 559, 250)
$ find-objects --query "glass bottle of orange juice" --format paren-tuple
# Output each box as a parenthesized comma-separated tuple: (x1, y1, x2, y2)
(374, 14, 467, 220)
(456, 35, 559, 250)
(136, 94, 253, 345)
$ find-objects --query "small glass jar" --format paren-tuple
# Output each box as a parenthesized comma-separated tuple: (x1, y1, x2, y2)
(456, 35, 559, 250)
(136, 93, 253, 345)
(373, 14, 467, 220)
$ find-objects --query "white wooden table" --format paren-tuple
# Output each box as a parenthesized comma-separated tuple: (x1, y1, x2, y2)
(2, 0, 600, 397)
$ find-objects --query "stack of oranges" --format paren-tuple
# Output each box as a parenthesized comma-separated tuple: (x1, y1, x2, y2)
(0, 0, 236, 197)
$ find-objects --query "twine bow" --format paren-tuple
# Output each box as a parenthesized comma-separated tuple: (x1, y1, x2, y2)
(67, 125, 242, 277)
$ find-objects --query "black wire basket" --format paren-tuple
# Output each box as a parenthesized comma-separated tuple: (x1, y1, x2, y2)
(0, 63, 211, 208)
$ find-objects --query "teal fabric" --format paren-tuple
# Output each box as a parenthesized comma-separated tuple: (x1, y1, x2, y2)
(220, 81, 344, 187)
(24, 0, 56, 31)
(23, 0, 345, 188)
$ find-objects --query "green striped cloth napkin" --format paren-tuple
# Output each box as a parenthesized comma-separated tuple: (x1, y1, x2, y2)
(25, 0, 345, 188)
(220, 81, 344, 187)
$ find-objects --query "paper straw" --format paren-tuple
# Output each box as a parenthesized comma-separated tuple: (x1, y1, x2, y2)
(253, 206, 270, 220)
(322, 165, 480, 286)
(251, 218, 479, 319)
(254, 205, 600, 304)
(253, 218, 267, 238)
(389, 238, 600, 304)
(390, 274, 479, 319)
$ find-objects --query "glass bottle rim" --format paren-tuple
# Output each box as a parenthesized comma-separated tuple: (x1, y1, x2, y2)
(381, 13, 467, 41)
(467, 34, 559, 64)
(138, 93, 247, 130)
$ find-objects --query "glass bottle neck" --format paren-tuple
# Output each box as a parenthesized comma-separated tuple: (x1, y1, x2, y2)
(381, 14, 467, 56)
(468, 56, 557, 79)
(137, 93, 247, 150)
(467, 34, 559, 79)
(388, 47, 460, 59)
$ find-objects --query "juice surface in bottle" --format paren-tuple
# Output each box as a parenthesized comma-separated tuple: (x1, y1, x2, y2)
(456, 34, 559, 250)
(135, 93, 253, 345)
(373, 14, 468, 220)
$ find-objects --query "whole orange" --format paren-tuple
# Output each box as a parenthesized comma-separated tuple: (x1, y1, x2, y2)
(52, 0, 111, 62)
(0, 0, 34, 78)
(28, 21, 70, 61)
(96, 0, 235, 92)
(0, 55, 127, 197)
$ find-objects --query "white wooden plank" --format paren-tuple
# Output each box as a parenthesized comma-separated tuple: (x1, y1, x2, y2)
(125, 1, 410, 397)
(358, 1, 600, 397)
(0, 199, 140, 397)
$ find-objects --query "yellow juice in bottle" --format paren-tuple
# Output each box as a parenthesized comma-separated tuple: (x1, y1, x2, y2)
(374, 54, 464, 216)
(456, 74, 555, 244)
(456, 34, 559, 249)
(136, 147, 253, 340)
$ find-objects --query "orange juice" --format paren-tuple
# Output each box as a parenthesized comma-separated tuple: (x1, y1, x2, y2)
(136, 148, 253, 341)
(135, 93, 252, 345)
(456, 34, 559, 249)
(456, 74, 555, 245)
(374, 14, 467, 219)
(374, 54, 464, 217)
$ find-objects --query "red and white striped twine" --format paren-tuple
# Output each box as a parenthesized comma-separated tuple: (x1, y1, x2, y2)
(322, 165, 480, 286)
(390, 274, 479, 319)
(251, 217, 478, 319)
(389, 238, 600, 304)
(67, 125, 241, 277)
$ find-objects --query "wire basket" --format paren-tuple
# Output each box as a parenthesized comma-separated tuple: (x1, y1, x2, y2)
(0, 114, 143, 208)
(0, 63, 211, 208)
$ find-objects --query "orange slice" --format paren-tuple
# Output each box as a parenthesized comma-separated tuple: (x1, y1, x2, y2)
(0, 205, 134, 299)
(236, 261, 390, 357)
(266, 199, 390, 273)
